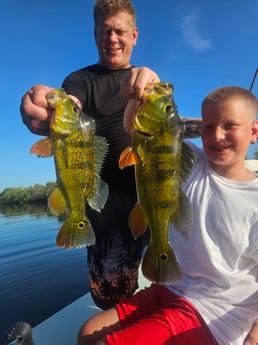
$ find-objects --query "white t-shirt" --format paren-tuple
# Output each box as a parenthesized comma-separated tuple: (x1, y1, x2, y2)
(166, 142, 258, 345)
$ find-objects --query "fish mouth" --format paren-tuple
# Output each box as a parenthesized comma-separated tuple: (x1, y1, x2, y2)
(46, 93, 58, 106)
(135, 129, 152, 138)
(46, 89, 67, 106)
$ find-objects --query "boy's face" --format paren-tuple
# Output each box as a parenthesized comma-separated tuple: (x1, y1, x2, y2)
(94, 11, 138, 70)
(201, 98, 258, 174)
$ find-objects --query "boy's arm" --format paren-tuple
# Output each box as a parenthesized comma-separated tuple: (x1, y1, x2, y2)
(243, 318, 258, 345)
(182, 118, 202, 139)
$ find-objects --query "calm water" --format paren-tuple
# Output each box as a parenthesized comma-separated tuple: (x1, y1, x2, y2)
(0, 204, 90, 342)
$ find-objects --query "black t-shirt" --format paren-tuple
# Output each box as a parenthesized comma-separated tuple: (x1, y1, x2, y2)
(62, 64, 136, 193)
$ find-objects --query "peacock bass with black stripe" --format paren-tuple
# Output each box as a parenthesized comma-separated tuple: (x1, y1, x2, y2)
(119, 82, 194, 283)
(30, 88, 109, 248)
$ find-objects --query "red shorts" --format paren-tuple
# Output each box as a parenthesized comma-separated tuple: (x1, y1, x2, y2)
(106, 284, 218, 345)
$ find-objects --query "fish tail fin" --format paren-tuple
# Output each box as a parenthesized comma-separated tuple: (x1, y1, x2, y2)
(142, 242, 181, 283)
(56, 215, 95, 248)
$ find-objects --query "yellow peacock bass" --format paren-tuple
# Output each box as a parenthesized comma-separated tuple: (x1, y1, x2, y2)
(30, 88, 109, 248)
(119, 82, 194, 283)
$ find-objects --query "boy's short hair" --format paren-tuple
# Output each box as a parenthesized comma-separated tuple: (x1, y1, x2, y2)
(202, 86, 258, 121)
(94, 0, 136, 27)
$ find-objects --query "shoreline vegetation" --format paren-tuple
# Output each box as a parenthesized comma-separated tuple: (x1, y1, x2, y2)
(1, 156, 258, 207)
(0, 182, 56, 206)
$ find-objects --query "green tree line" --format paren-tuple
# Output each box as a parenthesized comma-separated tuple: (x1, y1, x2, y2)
(0, 182, 56, 205)
(1, 147, 258, 205)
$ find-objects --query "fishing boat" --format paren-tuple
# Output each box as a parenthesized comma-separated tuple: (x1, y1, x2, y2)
(5, 271, 150, 345)
(245, 159, 258, 172)
(5, 158, 258, 345)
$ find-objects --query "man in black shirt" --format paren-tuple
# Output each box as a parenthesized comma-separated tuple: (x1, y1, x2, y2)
(20, 0, 158, 309)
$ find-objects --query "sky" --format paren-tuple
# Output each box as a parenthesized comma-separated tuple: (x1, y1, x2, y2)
(1, 0, 258, 192)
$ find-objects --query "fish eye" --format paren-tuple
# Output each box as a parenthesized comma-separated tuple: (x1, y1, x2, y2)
(77, 221, 86, 230)
(165, 104, 173, 113)
(73, 104, 80, 114)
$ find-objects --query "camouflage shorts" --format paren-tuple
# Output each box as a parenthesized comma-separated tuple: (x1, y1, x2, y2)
(87, 231, 148, 310)
(86, 189, 149, 309)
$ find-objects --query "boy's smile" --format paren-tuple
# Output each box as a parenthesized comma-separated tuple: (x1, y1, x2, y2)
(201, 98, 258, 180)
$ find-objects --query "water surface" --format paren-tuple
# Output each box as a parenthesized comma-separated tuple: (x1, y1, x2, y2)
(0, 204, 89, 342)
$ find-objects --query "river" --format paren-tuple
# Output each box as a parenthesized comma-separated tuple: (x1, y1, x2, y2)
(0, 204, 90, 343)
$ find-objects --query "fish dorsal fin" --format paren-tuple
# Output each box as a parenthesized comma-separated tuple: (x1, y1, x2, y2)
(30, 137, 53, 157)
(173, 190, 192, 239)
(48, 187, 67, 216)
(94, 135, 109, 175)
(88, 175, 109, 212)
(129, 203, 148, 239)
(119, 146, 137, 169)
(173, 141, 194, 238)
(86, 134, 109, 212)
(180, 141, 195, 182)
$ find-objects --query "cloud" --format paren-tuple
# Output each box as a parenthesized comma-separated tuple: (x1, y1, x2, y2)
(181, 11, 212, 51)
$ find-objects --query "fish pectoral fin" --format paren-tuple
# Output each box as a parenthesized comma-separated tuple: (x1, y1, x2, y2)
(180, 141, 195, 182)
(142, 242, 181, 283)
(118, 146, 136, 169)
(129, 203, 148, 239)
(30, 137, 53, 157)
(173, 191, 193, 238)
(48, 187, 67, 216)
(88, 175, 109, 212)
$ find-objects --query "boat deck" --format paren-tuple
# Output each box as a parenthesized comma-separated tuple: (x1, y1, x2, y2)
(33, 272, 150, 345)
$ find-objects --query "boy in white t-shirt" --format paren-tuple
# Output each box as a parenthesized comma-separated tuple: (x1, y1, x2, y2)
(77, 67, 258, 345)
